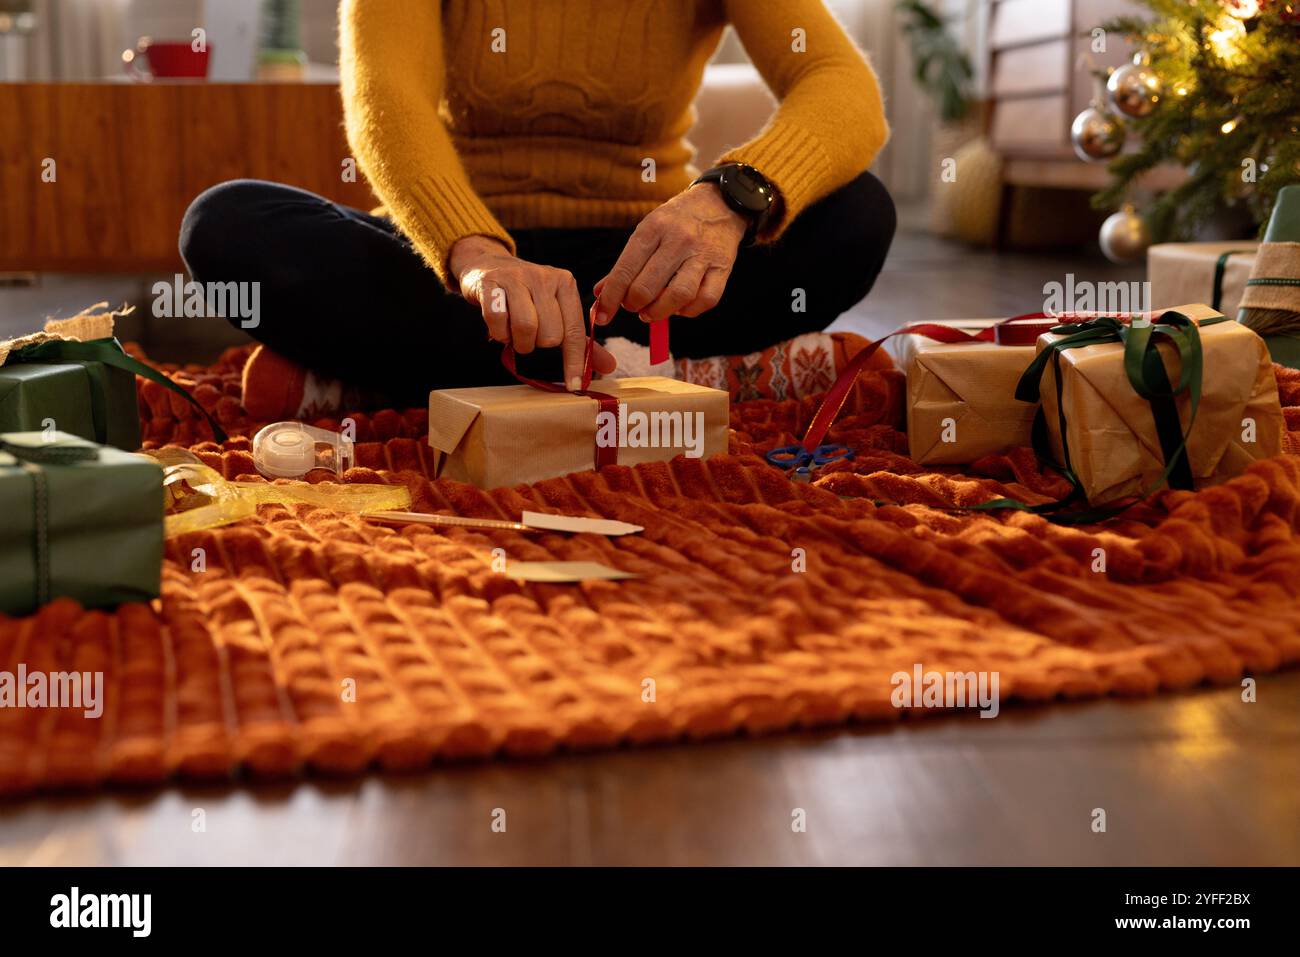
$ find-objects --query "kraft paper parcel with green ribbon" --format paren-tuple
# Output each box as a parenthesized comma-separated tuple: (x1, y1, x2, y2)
(0, 431, 163, 617)
(1147, 242, 1258, 319)
(1037, 304, 1284, 506)
(0, 352, 141, 451)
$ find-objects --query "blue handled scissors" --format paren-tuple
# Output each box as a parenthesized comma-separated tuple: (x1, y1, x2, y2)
(765, 443, 855, 481)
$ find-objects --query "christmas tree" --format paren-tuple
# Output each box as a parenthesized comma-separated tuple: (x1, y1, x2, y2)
(1091, 0, 1300, 241)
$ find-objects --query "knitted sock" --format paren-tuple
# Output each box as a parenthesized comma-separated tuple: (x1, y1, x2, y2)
(674, 331, 892, 402)
(241, 346, 378, 420)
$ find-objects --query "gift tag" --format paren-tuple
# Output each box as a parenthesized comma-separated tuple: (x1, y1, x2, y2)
(503, 561, 637, 583)
(521, 510, 644, 537)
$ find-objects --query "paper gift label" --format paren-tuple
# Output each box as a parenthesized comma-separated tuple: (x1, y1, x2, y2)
(1148, 243, 1259, 319)
(520, 511, 644, 536)
(906, 339, 1038, 465)
(428, 375, 729, 489)
(1037, 304, 1284, 505)
(503, 561, 636, 583)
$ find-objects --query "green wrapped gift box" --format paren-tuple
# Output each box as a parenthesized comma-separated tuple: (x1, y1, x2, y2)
(0, 431, 164, 618)
(0, 337, 228, 448)
(0, 355, 140, 451)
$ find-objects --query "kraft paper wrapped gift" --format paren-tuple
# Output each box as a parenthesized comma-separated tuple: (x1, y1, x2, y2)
(1148, 242, 1259, 319)
(906, 337, 1038, 465)
(0, 431, 164, 617)
(1036, 304, 1284, 506)
(428, 375, 730, 488)
(0, 307, 142, 451)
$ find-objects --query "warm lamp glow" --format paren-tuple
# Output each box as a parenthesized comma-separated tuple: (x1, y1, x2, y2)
(1221, 115, 1243, 134)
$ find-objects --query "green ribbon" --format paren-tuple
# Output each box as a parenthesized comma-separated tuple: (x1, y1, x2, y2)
(1213, 250, 1251, 312)
(0, 438, 99, 609)
(973, 311, 1221, 525)
(10, 337, 228, 444)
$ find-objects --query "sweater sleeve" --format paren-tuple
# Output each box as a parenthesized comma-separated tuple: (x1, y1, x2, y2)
(339, 0, 515, 284)
(718, 0, 890, 241)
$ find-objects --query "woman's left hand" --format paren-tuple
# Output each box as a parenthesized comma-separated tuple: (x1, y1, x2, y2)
(592, 184, 748, 326)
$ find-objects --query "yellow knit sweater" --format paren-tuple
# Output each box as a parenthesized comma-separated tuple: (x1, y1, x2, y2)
(340, 0, 889, 283)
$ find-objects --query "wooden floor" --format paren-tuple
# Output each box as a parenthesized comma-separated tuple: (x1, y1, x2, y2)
(829, 226, 1146, 341)
(4, 676, 1297, 866)
(3, 231, 1295, 867)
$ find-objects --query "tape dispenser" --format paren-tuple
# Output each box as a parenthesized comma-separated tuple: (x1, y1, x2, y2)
(252, 421, 354, 479)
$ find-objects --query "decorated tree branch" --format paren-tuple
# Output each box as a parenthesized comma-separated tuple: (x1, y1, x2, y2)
(1077, 0, 1300, 252)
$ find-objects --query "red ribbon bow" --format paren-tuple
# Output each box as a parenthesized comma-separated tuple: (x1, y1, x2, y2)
(500, 309, 675, 470)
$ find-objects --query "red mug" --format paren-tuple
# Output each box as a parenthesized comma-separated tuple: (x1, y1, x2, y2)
(123, 38, 211, 80)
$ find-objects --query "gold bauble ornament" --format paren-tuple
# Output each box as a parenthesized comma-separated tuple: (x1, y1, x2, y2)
(1107, 52, 1162, 119)
(1071, 105, 1126, 162)
(1099, 204, 1151, 264)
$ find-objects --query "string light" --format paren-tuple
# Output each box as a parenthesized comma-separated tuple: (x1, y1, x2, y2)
(1207, 15, 1247, 63)
(1221, 115, 1244, 135)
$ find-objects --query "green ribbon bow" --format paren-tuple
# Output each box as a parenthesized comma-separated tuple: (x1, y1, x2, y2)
(10, 337, 229, 444)
(0, 437, 100, 609)
(975, 310, 1223, 525)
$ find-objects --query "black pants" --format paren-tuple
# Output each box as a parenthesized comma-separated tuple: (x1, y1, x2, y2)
(179, 171, 895, 405)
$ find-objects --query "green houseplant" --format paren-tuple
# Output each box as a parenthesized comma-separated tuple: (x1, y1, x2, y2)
(896, 0, 974, 124)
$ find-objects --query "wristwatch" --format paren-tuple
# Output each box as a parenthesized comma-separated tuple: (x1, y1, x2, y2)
(692, 163, 779, 244)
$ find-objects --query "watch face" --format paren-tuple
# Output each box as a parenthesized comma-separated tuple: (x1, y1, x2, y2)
(721, 164, 773, 214)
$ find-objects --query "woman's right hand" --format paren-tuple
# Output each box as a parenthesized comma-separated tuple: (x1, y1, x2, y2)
(450, 236, 617, 390)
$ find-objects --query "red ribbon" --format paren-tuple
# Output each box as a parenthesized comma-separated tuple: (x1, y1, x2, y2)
(649, 319, 670, 365)
(501, 310, 622, 470)
(799, 312, 1108, 454)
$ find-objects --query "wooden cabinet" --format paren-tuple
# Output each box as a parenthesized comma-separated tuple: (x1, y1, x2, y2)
(0, 83, 376, 273)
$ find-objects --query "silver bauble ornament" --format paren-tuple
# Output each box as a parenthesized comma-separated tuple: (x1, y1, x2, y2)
(1071, 106, 1126, 162)
(1107, 53, 1162, 119)
(1099, 204, 1151, 264)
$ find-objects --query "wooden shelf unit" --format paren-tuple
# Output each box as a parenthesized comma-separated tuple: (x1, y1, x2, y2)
(986, 0, 1141, 188)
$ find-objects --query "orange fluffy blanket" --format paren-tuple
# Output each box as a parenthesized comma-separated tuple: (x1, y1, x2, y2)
(2, 346, 1298, 795)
